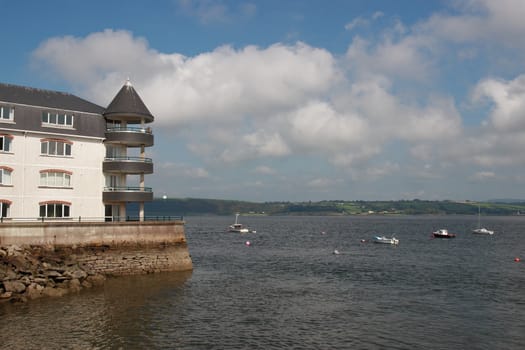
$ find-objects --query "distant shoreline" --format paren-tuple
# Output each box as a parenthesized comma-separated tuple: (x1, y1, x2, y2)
(131, 198, 525, 217)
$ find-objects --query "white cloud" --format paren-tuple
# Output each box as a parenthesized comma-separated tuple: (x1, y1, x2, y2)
(470, 171, 496, 181)
(158, 162, 210, 178)
(417, 0, 525, 49)
(472, 75, 525, 131)
(34, 32, 339, 128)
(254, 166, 276, 175)
(345, 17, 369, 31)
(28, 0, 525, 201)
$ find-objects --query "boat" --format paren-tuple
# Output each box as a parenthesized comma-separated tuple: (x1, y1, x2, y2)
(432, 229, 456, 239)
(228, 213, 255, 233)
(373, 235, 399, 245)
(472, 206, 494, 235)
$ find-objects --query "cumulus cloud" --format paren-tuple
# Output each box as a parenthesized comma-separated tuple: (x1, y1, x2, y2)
(28, 0, 525, 201)
(418, 0, 525, 48)
(472, 75, 525, 131)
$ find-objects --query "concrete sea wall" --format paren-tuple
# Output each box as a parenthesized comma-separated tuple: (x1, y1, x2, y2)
(0, 221, 192, 303)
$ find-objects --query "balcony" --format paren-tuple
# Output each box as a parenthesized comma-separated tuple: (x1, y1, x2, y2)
(105, 127, 154, 147)
(103, 186, 153, 203)
(103, 156, 153, 174)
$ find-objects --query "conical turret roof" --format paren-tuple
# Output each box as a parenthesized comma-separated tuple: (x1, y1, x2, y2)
(103, 80, 154, 123)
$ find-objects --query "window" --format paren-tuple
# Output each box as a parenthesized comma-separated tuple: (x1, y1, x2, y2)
(0, 134, 12, 152)
(40, 170, 72, 187)
(39, 201, 71, 218)
(0, 200, 10, 218)
(42, 111, 74, 127)
(0, 166, 12, 185)
(0, 105, 14, 121)
(40, 139, 72, 156)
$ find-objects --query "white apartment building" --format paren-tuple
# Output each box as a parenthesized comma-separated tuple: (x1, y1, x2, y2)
(0, 81, 154, 221)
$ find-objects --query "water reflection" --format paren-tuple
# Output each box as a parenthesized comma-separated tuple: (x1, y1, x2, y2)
(0, 271, 192, 349)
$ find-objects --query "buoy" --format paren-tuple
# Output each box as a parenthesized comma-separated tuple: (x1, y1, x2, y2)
(245, 241, 251, 246)
(360, 239, 367, 243)
(514, 257, 520, 262)
(321, 231, 326, 235)
(333, 249, 340, 255)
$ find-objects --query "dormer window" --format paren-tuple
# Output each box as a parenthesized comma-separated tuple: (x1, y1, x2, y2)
(0, 105, 14, 121)
(42, 111, 74, 127)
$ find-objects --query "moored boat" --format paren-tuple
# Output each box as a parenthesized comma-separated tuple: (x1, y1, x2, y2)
(373, 235, 399, 245)
(228, 213, 255, 233)
(432, 229, 456, 238)
(472, 227, 494, 235)
(472, 205, 494, 235)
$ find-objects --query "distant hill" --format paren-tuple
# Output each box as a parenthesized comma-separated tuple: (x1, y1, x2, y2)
(129, 198, 525, 216)
(488, 199, 525, 203)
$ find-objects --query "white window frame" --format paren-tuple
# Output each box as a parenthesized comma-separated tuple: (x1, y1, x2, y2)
(0, 105, 14, 121)
(0, 201, 10, 218)
(40, 140, 72, 156)
(40, 171, 72, 188)
(0, 135, 12, 152)
(42, 111, 74, 127)
(0, 168, 12, 185)
(39, 203, 71, 218)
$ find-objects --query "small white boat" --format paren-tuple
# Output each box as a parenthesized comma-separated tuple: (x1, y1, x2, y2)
(472, 228, 494, 235)
(472, 206, 494, 235)
(432, 229, 456, 239)
(228, 213, 255, 233)
(373, 235, 399, 245)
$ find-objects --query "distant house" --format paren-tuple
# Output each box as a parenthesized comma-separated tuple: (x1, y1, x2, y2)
(0, 80, 154, 221)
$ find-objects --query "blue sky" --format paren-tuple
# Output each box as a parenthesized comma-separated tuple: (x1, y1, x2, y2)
(3, 0, 525, 202)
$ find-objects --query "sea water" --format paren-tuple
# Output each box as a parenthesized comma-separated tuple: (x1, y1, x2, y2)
(1, 215, 524, 349)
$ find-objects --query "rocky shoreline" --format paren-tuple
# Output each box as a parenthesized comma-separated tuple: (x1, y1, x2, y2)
(0, 245, 106, 304)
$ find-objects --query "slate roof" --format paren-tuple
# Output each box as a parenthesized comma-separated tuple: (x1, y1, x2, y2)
(0, 82, 105, 114)
(103, 81, 154, 122)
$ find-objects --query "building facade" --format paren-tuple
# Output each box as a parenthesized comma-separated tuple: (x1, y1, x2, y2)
(0, 81, 154, 221)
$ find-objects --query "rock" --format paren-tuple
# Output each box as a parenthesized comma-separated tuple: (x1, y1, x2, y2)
(4, 269, 18, 280)
(0, 248, 6, 257)
(3, 280, 26, 293)
(6, 245, 22, 255)
(81, 280, 92, 289)
(42, 287, 67, 298)
(86, 274, 106, 286)
(68, 279, 81, 293)
(33, 277, 48, 285)
(45, 270, 62, 278)
(25, 283, 44, 300)
(64, 269, 88, 280)
(0, 291, 13, 299)
(5, 254, 31, 272)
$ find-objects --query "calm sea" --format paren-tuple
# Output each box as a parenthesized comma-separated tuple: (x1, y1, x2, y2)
(1, 215, 524, 349)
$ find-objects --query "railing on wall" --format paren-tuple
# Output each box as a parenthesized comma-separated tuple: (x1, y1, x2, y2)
(0, 216, 184, 223)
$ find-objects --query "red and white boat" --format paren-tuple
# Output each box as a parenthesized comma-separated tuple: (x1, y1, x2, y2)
(432, 229, 456, 239)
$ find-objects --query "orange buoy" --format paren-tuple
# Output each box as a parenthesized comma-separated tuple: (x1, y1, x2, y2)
(514, 257, 520, 262)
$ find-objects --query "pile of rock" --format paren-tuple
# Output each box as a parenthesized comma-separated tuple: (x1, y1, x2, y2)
(0, 245, 106, 304)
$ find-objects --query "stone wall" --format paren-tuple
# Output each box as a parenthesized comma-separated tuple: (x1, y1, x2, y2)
(0, 221, 193, 303)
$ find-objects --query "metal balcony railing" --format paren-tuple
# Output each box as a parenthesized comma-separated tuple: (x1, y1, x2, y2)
(0, 215, 183, 223)
(104, 186, 153, 192)
(104, 156, 153, 163)
(106, 126, 152, 134)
